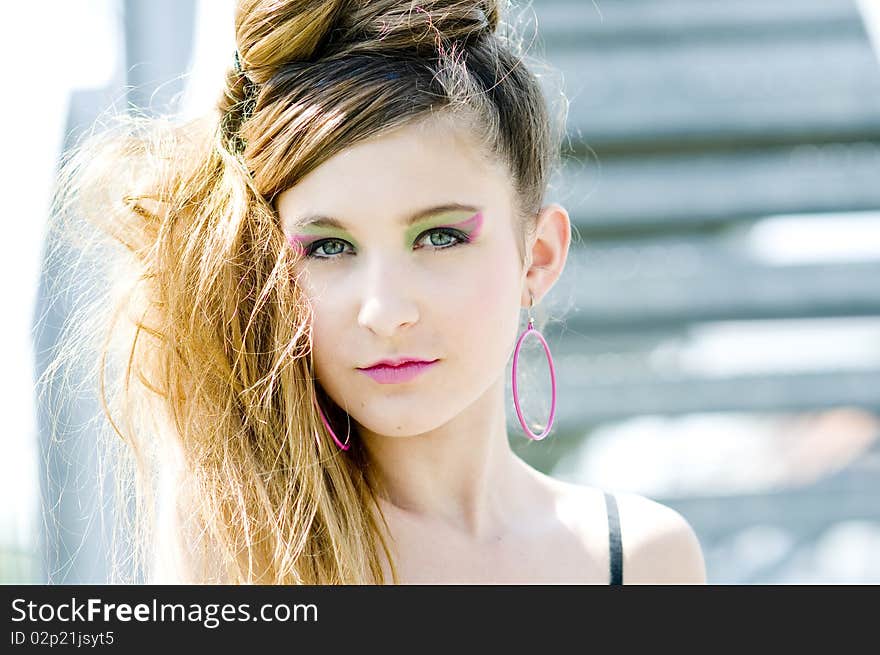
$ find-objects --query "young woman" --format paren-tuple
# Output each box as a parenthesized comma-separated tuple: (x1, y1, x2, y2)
(52, 0, 706, 584)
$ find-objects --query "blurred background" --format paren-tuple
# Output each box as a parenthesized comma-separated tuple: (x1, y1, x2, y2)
(3, 0, 879, 584)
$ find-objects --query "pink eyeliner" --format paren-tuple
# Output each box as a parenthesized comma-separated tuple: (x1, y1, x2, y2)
(287, 234, 312, 256)
(444, 211, 483, 239)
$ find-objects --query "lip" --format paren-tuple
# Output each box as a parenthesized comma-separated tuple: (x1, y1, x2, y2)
(357, 358, 439, 384)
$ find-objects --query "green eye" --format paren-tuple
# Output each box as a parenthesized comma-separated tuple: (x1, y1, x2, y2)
(306, 239, 348, 257)
(415, 228, 469, 250)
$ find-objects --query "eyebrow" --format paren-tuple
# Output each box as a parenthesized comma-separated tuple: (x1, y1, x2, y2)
(293, 203, 481, 230)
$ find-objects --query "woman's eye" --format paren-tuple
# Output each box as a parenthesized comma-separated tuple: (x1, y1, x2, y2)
(304, 228, 469, 260)
(306, 238, 350, 258)
(414, 227, 469, 250)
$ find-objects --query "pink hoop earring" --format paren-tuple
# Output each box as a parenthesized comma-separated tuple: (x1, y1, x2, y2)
(511, 291, 557, 440)
(314, 392, 351, 451)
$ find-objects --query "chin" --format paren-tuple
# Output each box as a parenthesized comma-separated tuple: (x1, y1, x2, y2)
(353, 404, 450, 438)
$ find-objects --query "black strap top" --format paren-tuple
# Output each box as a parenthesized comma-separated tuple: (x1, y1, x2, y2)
(604, 491, 623, 585)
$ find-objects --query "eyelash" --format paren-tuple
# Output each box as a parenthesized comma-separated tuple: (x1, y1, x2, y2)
(302, 227, 472, 260)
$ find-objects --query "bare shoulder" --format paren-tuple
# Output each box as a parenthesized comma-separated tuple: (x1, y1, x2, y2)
(520, 463, 707, 584)
(612, 490, 707, 584)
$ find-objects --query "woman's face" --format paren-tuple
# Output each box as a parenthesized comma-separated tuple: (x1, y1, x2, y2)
(276, 117, 528, 437)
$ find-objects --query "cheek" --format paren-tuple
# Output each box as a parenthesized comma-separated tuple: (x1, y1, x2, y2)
(450, 245, 523, 367)
(308, 305, 352, 398)
(297, 274, 342, 374)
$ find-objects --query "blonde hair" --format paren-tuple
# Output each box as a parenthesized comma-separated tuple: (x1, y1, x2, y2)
(43, 0, 567, 584)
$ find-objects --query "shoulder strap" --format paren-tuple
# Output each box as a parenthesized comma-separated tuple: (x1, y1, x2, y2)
(604, 491, 623, 585)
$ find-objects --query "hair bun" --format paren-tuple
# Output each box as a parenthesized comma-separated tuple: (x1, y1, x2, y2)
(337, 1, 500, 53)
(234, 0, 501, 84)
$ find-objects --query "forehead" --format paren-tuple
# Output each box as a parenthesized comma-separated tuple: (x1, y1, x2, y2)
(275, 117, 510, 228)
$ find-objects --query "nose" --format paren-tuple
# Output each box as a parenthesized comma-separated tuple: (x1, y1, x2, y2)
(356, 258, 420, 338)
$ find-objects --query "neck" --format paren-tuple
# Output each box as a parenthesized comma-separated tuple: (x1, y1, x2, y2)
(358, 375, 538, 540)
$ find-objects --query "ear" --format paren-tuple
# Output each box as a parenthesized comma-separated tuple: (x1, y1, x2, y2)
(521, 203, 571, 307)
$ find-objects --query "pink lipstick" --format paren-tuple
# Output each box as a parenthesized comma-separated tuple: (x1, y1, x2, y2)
(358, 358, 439, 384)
